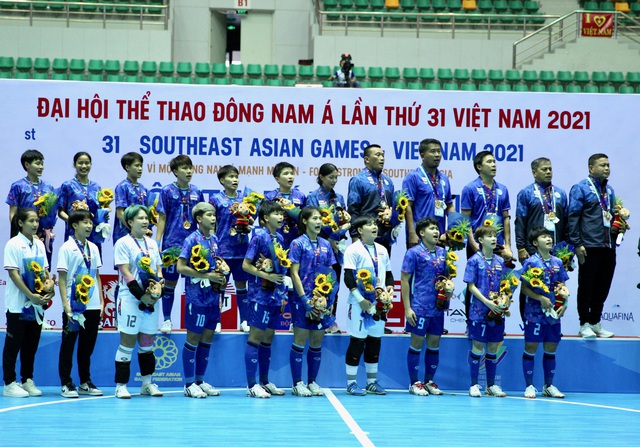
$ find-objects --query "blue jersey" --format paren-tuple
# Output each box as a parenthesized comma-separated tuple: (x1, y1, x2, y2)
(463, 252, 505, 322)
(264, 188, 306, 249)
(401, 244, 447, 317)
(157, 182, 204, 250)
(289, 235, 337, 309)
(58, 178, 103, 244)
(6, 177, 58, 230)
(522, 253, 569, 324)
(210, 190, 250, 259)
(347, 168, 395, 243)
(402, 167, 453, 234)
(244, 228, 288, 306)
(460, 177, 511, 245)
(179, 230, 220, 307)
(113, 179, 150, 244)
(306, 186, 349, 264)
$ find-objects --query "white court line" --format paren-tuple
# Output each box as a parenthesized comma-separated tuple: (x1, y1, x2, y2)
(324, 388, 375, 447)
(507, 395, 640, 413)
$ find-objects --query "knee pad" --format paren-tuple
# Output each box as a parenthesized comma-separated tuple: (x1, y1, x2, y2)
(138, 334, 155, 352)
(345, 337, 366, 367)
(115, 345, 133, 363)
(364, 336, 381, 364)
(115, 360, 131, 384)
(138, 351, 156, 376)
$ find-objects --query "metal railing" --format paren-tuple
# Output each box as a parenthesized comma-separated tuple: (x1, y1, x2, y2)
(513, 10, 640, 68)
(0, 0, 169, 30)
(317, 9, 559, 40)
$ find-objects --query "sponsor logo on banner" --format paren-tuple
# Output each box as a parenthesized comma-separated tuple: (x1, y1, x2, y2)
(134, 335, 182, 383)
(602, 303, 635, 323)
(100, 274, 118, 329)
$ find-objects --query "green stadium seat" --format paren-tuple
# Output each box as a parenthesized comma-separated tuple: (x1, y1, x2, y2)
(566, 84, 581, 93)
(51, 58, 69, 74)
(0, 71, 12, 79)
(509, 1, 524, 13)
(228, 64, 244, 78)
(477, 0, 492, 13)
(159, 62, 175, 76)
(530, 84, 545, 92)
(608, 71, 625, 84)
(33, 73, 49, 80)
(402, 67, 419, 81)
(522, 70, 537, 83)
(246, 64, 262, 78)
(176, 62, 192, 77)
(583, 84, 599, 93)
(284, 79, 297, 87)
(125, 75, 141, 83)
(352, 66, 366, 79)
(424, 81, 441, 90)
(548, 84, 563, 92)
(107, 74, 123, 82)
(338, 0, 353, 7)
(573, 71, 590, 84)
(298, 65, 314, 80)
(416, 0, 430, 10)
(316, 65, 331, 79)
(357, 81, 371, 88)
(0, 56, 14, 72)
(326, 7, 341, 20)
(385, 67, 401, 81)
(448, 0, 462, 12)
(195, 77, 211, 85)
(539, 70, 555, 84)
(461, 82, 477, 91)
(159, 76, 175, 84)
(214, 77, 230, 85)
(370, 0, 385, 10)
(454, 68, 470, 82)
(141, 61, 157, 76)
(323, 0, 339, 7)
(104, 60, 121, 74)
(373, 81, 388, 88)
(141, 75, 157, 83)
(478, 82, 494, 91)
(69, 73, 85, 81)
(494, 0, 508, 13)
(471, 69, 487, 83)
(83, 0, 98, 12)
(33, 58, 50, 73)
(599, 2, 614, 12)
(194, 62, 211, 77)
(496, 83, 511, 91)
(211, 63, 227, 77)
(443, 81, 458, 90)
(600, 85, 615, 93)
(51, 73, 68, 81)
(16, 57, 33, 72)
(437, 68, 453, 81)
(263, 64, 279, 79)
(250, 78, 265, 86)
(419, 67, 435, 82)
(488, 69, 504, 83)
(281, 64, 296, 79)
(407, 81, 423, 90)
(367, 66, 384, 80)
(123, 60, 139, 75)
(65, 0, 82, 12)
(0, 3, 17, 10)
(232, 78, 247, 85)
(88, 60, 104, 74)
(505, 69, 521, 83)
(390, 80, 406, 89)
(619, 85, 634, 94)
(432, 0, 447, 12)
(583, 2, 598, 12)
(48, 1, 65, 11)
(87, 73, 103, 82)
(591, 71, 608, 85)
(14, 72, 31, 80)
(513, 83, 528, 92)
(69, 59, 86, 73)
(355, 0, 368, 9)
(178, 77, 193, 84)
(524, 1, 539, 13)
(99, 0, 115, 13)
(556, 71, 572, 84)
(467, 12, 483, 24)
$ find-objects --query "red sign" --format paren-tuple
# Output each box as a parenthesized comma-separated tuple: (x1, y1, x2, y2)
(581, 12, 614, 38)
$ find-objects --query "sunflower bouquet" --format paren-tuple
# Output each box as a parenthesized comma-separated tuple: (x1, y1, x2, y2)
(273, 242, 292, 269)
(482, 213, 503, 235)
(393, 190, 410, 224)
(521, 266, 549, 294)
(147, 193, 160, 226)
(445, 250, 459, 278)
(67, 273, 96, 332)
(136, 255, 161, 313)
(273, 197, 301, 234)
(445, 212, 471, 251)
(21, 259, 55, 323)
(552, 241, 575, 272)
(94, 189, 113, 244)
(189, 244, 211, 273)
(499, 270, 520, 297)
(307, 268, 338, 321)
(97, 188, 114, 209)
(354, 267, 378, 329)
(319, 206, 340, 235)
(161, 246, 181, 269)
(242, 189, 264, 216)
(33, 191, 58, 229)
(612, 197, 630, 246)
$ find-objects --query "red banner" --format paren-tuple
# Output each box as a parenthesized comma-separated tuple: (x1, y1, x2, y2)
(581, 12, 614, 38)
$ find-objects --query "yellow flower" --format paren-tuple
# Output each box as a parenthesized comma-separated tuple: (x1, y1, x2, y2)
(33, 196, 45, 207)
(30, 261, 43, 273)
(330, 222, 339, 232)
(357, 269, 371, 282)
(530, 268, 543, 277)
(397, 197, 409, 209)
(452, 232, 464, 242)
(511, 276, 520, 286)
(250, 192, 264, 200)
(319, 283, 332, 294)
(483, 219, 493, 227)
(530, 278, 543, 288)
(140, 257, 152, 267)
(500, 280, 509, 290)
(81, 275, 95, 288)
(190, 255, 203, 265)
(246, 204, 257, 215)
(447, 252, 458, 261)
(38, 207, 47, 217)
(191, 245, 202, 257)
(99, 188, 114, 201)
(275, 247, 287, 261)
(280, 258, 292, 268)
(397, 213, 405, 222)
(542, 285, 550, 294)
(148, 267, 156, 276)
(319, 209, 331, 218)
(364, 283, 375, 292)
(194, 258, 210, 272)
(76, 283, 89, 296)
(34, 277, 44, 293)
(78, 293, 90, 305)
(149, 208, 159, 225)
(315, 274, 328, 287)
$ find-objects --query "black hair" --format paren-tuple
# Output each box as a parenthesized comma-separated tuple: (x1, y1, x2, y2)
(351, 215, 376, 234)
(316, 163, 338, 186)
(272, 161, 295, 179)
(530, 157, 550, 171)
(259, 200, 285, 226)
(418, 139, 442, 156)
(11, 207, 38, 237)
(169, 155, 193, 172)
(73, 151, 92, 165)
(298, 206, 320, 236)
(217, 164, 239, 182)
(68, 209, 94, 228)
(475, 224, 497, 240)
(415, 217, 439, 236)
(21, 149, 44, 171)
(473, 150, 494, 174)
(363, 144, 382, 158)
(120, 152, 143, 170)
(588, 153, 609, 167)
(528, 226, 553, 245)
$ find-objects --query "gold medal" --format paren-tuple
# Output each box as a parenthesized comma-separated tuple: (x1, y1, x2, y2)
(548, 212, 556, 220)
(435, 200, 443, 208)
(183, 220, 191, 230)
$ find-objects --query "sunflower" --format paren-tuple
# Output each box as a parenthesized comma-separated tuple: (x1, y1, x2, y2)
(542, 285, 550, 294)
(447, 251, 459, 261)
(148, 267, 156, 276)
(500, 280, 509, 290)
(190, 255, 203, 266)
(364, 283, 375, 292)
(483, 219, 493, 227)
(452, 232, 464, 242)
(76, 283, 89, 296)
(194, 259, 210, 272)
(191, 245, 202, 257)
(249, 192, 264, 200)
(319, 283, 332, 294)
(315, 274, 328, 287)
(162, 254, 174, 268)
(510, 276, 520, 286)
(330, 222, 339, 232)
(397, 197, 409, 209)
(30, 261, 43, 273)
(357, 269, 371, 282)
(140, 257, 152, 267)
(33, 196, 45, 206)
(34, 277, 44, 293)
(397, 213, 405, 222)
(530, 278, 543, 288)
(275, 247, 287, 261)
(38, 207, 47, 217)
(149, 208, 159, 225)
(77, 293, 90, 305)
(246, 204, 257, 216)
(280, 258, 292, 268)
(81, 275, 95, 288)
(98, 188, 114, 201)
(319, 208, 331, 218)
(449, 266, 458, 276)
(530, 267, 543, 277)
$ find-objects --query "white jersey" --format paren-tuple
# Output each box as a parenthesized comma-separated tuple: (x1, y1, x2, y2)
(343, 240, 391, 305)
(3, 233, 48, 313)
(56, 237, 103, 310)
(114, 234, 162, 302)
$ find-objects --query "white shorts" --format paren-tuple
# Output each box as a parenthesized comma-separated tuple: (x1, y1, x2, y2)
(347, 303, 385, 339)
(117, 297, 159, 335)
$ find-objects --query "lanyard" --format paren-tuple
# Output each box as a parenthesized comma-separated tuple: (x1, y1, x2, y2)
(534, 183, 556, 214)
(304, 234, 321, 269)
(419, 166, 445, 201)
(73, 237, 92, 270)
(478, 180, 497, 214)
(365, 168, 387, 206)
(130, 234, 149, 257)
(128, 179, 145, 204)
(586, 177, 610, 214)
(483, 254, 498, 290)
(26, 178, 42, 201)
(196, 229, 213, 253)
(420, 242, 440, 270)
(73, 177, 90, 201)
(176, 183, 192, 224)
(361, 240, 379, 278)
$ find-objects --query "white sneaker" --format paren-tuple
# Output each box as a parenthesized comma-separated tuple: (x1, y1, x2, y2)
(542, 384, 565, 398)
(261, 382, 285, 396)
(3, 381, 29, 398)
(198, 381, 220, 396)
(184, 383, 207, 398)
(214, 322, 222, 334)
(240, 321, 250, 332)
(160, 320, 172, 334)
(425, 380, 444, 395)
(579, 323, 596, 340)
(524, 385, 537, 399)
(590, 322, 614, 338)
(41, 320, 52, 330)
(61, 383, 79, 398)
(289, 323, 294, 333)
(292, 381, 312, 397)
(115, 383, 131, 399)
(486, 384, 507, 397)
(469, 384, 482, 397)
(78, 381, 103, 396)
(409, 381, 429, 396)
(307, 381, 324, 396)
(22, 379, 42, 396)
(140, 382, 163, 397)
(246, 383, 270, 398)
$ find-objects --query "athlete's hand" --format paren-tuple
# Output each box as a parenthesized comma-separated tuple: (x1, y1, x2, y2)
(405, 308, 417, 327)
(576, 246, 587, 264)
(359, 300, 372, 312)
(556, 305, 567, 318)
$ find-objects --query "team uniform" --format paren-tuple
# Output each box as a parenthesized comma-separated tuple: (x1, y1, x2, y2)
(114, 235, 162, 335)
(461, 177, 511, 246)
(2, 233, 48, 396)
(288, 235, 337, 331)
(57, 237, 103, 393)
(343, 240, 392, 338)
(306, 186, 349, 266)
(58, 178, 104, 246)
(402, 167, 453, 235)
(347, 168, 395, 249)
(264, 188, 306, 249)
(113, 178, 150, 245)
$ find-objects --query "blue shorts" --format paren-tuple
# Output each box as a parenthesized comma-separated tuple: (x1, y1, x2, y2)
(227, 258, 249, 283)
(290, 300, 332, 331)
(469, 320, 504, 343)
(405, 313, 444, 338)
(524, 320, 562, 343)
(248, 302, 281, 331)
(162, 263, 180, 282)
(184, 302, 220, 333)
